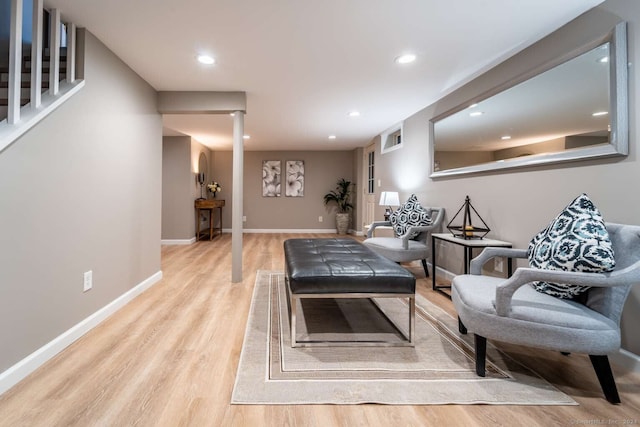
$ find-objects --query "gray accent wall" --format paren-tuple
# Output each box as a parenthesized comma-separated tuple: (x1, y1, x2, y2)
(161, 136, 211, 240)
(211, 150, 354, 230)
(371, 0, 639, 355)
(0, 30, 162, 372)
(162, 136, 192, 240)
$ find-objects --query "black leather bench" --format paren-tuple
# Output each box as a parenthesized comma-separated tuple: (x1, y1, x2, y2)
(284, 238, 416, 347)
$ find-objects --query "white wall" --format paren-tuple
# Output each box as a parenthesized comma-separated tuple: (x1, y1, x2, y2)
(372, 0, 640, 355)
(0, 29, 162, 372)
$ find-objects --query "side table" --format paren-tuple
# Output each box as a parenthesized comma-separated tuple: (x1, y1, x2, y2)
(431, 233, 512, 294)
(195, 199, 225, 241)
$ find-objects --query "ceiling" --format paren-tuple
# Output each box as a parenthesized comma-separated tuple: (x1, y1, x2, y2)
(46, 0, 604, 151)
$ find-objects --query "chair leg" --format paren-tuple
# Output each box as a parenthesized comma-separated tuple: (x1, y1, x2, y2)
(458, 317, 467, 334)
(589, 355, 621, 404)
(474, 334, 487, 377)
(421, 259, 429, 277)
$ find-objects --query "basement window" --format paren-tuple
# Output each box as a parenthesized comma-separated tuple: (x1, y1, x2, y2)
(381, 123, 403, 154)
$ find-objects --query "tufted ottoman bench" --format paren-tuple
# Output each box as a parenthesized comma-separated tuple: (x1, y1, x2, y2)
(284, 238, 416, 347)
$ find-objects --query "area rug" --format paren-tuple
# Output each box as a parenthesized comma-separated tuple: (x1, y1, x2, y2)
(231, 271, 576, 405)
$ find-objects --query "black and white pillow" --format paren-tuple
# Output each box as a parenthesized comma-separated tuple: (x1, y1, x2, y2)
(389, 194, 432, 239)
(527, 193, 615, 299)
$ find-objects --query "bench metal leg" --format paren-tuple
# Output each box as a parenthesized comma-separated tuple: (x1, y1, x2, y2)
(290, 294, 298, 348)
(409, 296, 415, 344)
(289, 292, 415, 347)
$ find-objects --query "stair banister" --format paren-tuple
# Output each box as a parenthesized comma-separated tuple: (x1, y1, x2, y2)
(31, 0, 44, 108)
(8, 0, 23, 124)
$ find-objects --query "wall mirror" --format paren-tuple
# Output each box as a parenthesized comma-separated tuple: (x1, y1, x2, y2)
(198, 152, 208, 182)
(430, 21, 628, 178)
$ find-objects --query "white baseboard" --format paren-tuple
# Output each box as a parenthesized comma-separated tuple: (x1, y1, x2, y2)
(0, 270, 163, 396)
(229, 228, 338, 234)
(611, 347, 640, 374)
(161, 238, 196, 245)
(434, 264, 456, 281)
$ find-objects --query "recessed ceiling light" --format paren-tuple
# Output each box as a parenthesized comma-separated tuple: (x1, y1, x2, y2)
(598, 56, 609, 63)
(348, 111, 360, 117)
(243, 135, 251, 139)
(229, 113, 235, 116)
(501, 135, 511, 140)
(469, 111, 484, 117)
(468, 103, 478, 109)
(395, 54, 416, 64)
(197, 54, 215, 65)
(592, 111, 608, 117)
(328, 135, 337, 140)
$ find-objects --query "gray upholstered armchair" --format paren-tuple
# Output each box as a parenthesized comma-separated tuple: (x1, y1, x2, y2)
(451, 222, 640, 404)
(363, 207, 444, 277)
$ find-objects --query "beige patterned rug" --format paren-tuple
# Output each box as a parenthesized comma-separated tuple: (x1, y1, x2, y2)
(231, 271, 576, 405)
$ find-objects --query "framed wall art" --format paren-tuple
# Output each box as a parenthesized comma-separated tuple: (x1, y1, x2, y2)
(285, 160, 304, 197)
(262, 160, 281, 197)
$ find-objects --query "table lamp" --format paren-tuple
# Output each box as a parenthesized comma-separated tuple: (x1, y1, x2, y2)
(379, 191, 400, 221)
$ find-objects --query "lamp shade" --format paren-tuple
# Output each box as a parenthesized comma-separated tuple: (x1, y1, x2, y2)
(379, 191, 400, 207)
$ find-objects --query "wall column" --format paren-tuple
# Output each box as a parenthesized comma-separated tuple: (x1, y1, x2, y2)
(232, 111, 244, 283)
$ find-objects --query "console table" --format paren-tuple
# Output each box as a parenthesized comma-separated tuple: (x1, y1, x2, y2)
(195, 199, 225, 241)
(431, 233, 512, 294)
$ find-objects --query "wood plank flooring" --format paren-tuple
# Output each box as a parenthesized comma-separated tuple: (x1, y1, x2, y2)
(0, 233, 638, 426)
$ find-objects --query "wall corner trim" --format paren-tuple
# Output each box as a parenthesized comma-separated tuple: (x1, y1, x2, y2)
(0, 270, 163, 396)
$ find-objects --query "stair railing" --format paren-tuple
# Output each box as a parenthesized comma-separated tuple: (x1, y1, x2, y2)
(0, 0, 85, 153)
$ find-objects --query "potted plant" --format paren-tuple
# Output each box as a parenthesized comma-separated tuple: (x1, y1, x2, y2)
(323, 178, 354, 234)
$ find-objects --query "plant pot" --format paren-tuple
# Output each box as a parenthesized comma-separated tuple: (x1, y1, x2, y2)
(335, 213, 350, 235)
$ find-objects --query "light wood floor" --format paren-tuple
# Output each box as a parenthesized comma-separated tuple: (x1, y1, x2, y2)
(1, 233, 639, 426)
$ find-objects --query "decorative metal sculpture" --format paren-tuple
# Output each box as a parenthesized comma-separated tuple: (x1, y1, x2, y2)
(446, 195, 490, 239)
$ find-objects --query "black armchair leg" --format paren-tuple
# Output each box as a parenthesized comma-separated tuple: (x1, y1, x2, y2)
(458, 317, 467, 334)
(474, 334, 487, 377)
(421, 259, 430, 277)
(589, 355, 621, 404)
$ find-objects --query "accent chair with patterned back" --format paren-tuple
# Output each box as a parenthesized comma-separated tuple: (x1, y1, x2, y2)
(364, 194, 444, 277)
(452, 221, 640, 404)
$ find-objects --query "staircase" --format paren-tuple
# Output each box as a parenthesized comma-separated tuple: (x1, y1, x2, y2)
(0, 0, 85, 154)
(0, 53, 67, 120)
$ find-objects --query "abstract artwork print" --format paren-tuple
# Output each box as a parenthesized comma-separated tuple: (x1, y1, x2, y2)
(262, 160, 281, 197)
(285, 161, 304, 197)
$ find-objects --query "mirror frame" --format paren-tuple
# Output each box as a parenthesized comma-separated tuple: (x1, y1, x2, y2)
(429, 21, 628, 178)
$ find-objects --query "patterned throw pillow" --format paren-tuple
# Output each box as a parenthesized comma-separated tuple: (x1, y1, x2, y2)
(389, 194, 432, 239)
(527, 193, 615, 299)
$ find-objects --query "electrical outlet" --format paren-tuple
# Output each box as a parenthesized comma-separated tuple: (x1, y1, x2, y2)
(318, 216, 323, 223)
(494, 258, 504, 273)
(83, 270, 93, 292)
(242, 216, 247, 222)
